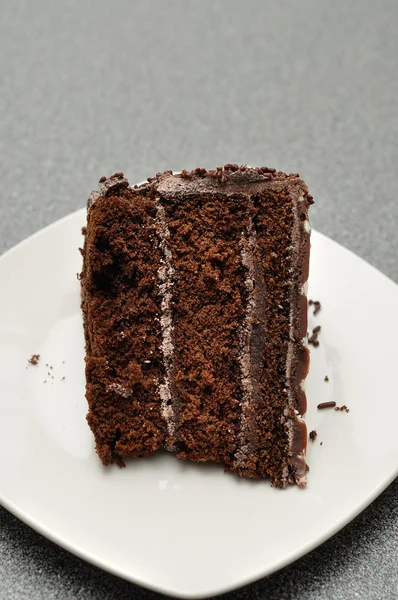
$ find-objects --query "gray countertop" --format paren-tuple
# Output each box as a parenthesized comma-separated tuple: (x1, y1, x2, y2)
(0, 0, 397, 598)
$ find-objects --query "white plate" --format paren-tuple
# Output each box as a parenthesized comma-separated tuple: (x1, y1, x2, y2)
(0, 209, 398, 599)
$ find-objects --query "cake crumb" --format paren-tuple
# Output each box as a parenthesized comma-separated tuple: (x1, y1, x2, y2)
(309, 299, 321, 315)
(320, 442, 323, 446)
(324, 375, 329, 382)
(308, 326, 321, 347)
(309, 430, 317, 442)
(317, 401, 336, 409)
(335, 405, 350, 413)
(28, 354, 40, 365)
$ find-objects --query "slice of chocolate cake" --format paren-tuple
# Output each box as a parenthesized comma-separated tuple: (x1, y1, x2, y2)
(81, 165, 312, 487)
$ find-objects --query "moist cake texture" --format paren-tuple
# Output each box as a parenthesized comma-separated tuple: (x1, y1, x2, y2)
(80, 165, 312, 487)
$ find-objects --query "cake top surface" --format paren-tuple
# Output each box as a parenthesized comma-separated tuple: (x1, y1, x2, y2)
(88, 165, 314, 208)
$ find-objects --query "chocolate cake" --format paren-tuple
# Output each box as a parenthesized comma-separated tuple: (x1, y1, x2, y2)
(80, 165, 312, 487)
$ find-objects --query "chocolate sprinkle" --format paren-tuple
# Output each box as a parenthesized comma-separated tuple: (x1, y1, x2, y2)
(308, 325, 321, 347)
(308, 299, 321, 315)
(317, 401, 336, 409)
(28, 354, 40, 365)
(335, 405, 350, 413)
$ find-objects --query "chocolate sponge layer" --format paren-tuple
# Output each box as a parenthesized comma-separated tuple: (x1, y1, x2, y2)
(81, 180, 167, 465)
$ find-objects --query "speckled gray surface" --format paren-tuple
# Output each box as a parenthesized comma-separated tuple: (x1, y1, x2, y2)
(0, 0, 397, 598)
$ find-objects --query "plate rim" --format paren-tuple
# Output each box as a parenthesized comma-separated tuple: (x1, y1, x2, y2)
(1, 467, 398, 598)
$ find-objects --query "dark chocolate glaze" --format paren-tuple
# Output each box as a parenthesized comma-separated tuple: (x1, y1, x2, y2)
(127, 165, 314, 208)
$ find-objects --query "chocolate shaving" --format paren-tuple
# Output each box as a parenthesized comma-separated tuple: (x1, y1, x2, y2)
(28, 354, 40, 365)
(324, 375, 329, 382)
(317, 401, 336, 409)
(309, 430, 317, 442)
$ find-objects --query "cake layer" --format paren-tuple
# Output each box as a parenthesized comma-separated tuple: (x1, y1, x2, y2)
(81, 166, 312, 487)
(158, 188, 249, 467)
(81, 178, 167, 465)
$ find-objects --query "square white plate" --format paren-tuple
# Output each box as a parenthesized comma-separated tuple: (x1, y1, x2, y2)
(0, 209, 397, 598)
